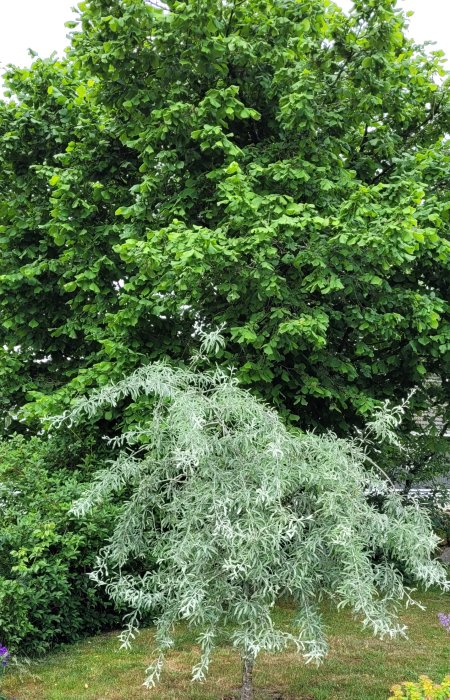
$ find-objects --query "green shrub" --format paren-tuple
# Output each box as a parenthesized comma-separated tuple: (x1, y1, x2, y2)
(0, 434, 120, 655)
(388, 676, 450, 699)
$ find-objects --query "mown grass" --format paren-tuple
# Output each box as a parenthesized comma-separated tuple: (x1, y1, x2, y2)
(4, 591, 449, 700)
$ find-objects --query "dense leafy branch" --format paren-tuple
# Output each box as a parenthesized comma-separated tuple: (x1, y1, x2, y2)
(0, 0, 448, 442)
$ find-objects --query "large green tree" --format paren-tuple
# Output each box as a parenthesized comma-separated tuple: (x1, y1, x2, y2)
(0, 0, 449, 431)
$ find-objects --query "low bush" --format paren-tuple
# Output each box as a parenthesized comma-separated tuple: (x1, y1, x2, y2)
(388, 676, 450, 699)
(0, 433, 121, 655)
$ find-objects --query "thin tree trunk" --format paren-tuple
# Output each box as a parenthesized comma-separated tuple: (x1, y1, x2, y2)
(240, 654, 254, 700)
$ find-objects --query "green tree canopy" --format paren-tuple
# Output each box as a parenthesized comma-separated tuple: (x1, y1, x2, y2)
(0, 0, 449, 431)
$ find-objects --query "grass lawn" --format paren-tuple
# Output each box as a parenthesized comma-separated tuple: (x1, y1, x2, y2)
(3, 591, 449, 700)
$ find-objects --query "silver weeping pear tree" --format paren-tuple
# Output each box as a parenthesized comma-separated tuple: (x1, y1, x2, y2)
(55, 336, 448, 699)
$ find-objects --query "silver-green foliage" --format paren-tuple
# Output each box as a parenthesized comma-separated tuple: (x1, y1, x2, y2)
(60, 363, 448, 688)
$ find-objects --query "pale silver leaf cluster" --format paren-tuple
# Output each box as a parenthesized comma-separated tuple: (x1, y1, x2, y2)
(63, 363, 447, 687)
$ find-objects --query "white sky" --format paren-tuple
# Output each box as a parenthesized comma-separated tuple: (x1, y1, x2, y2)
(0, 0, 449, 74)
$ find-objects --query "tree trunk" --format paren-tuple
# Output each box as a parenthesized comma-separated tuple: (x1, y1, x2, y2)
(240, 654, 254, 700)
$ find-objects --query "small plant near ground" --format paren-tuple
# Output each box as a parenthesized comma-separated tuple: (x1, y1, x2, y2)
(0, 645, 10, 700)
(388, 675, 450, 699)
(437, 613, 450, 633)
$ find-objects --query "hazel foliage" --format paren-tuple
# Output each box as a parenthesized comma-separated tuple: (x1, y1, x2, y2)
(61, 362, 448, 688)
(2, 0, 450, 436)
